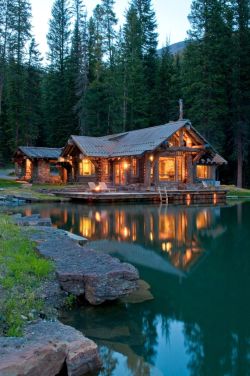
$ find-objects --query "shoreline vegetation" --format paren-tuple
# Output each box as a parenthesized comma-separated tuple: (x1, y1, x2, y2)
(0, 215, 54, 336)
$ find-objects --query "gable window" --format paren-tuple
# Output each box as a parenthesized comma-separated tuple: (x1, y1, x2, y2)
(79, 159, 95, 176)
(196, 165, 209, 179)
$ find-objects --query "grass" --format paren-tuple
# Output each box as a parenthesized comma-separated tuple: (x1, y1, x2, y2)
(0, 177, 68, 201)
(223, 185, 250, 197)
(0, 215, 53, 336)
(0, 179, 21, 188)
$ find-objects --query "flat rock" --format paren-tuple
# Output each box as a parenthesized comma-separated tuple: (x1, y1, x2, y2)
(13, 214, 52, 227)
(0, 320, 101, 376)
(62, 230, 88, 245)
(119, 279, 154, 304)
(28, 226, 139, 305)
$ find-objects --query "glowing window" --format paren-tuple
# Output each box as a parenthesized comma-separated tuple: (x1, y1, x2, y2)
(79, 159, 95, 176)
(159, 158, 175, 181)
(132, 158, 138, 176)
(196, 165, 209, 179)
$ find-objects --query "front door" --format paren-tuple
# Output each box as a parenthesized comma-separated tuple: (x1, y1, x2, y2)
(114, 163, 126, 185)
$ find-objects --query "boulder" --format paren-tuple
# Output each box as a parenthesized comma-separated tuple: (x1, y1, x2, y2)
(0, 320, 101, 376)
(28, 226, 139, 305)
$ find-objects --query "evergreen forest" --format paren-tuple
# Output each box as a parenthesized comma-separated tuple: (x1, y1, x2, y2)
(0, 0, 249, 187)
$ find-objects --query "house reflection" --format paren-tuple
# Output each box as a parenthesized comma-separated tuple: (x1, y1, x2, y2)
(21, 204, 226, 274)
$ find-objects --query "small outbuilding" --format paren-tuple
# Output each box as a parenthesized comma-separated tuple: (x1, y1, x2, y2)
(14, 147, 65, 184)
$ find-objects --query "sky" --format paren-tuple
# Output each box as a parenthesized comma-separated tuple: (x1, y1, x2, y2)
(30, 0, 193, 57)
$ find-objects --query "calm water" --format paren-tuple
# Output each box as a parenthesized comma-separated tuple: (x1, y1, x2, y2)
(17, 202, 250, 376)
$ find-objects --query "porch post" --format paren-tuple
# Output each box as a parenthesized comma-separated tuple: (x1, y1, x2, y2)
(186, 154, 194, 184)
(153, 155, 159, 186)
(144, 155, 151, 187)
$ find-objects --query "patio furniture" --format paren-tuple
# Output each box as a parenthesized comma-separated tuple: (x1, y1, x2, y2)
(88, 182, 98, 191)
(99, 182, 116, 192)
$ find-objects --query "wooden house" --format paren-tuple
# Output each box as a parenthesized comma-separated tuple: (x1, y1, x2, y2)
(60, 120, 226, 188)
(14, 147, 64, 184)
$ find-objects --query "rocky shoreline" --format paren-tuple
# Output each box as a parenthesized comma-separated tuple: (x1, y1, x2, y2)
(0, 320, 101, 376)
(0, 213, 140, 376)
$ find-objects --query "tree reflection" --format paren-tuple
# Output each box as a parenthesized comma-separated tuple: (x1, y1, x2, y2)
(18, 202, 250, 375)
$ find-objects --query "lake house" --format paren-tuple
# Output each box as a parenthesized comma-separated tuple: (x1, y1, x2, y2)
(15, 120, 226, 187)
(59, 119, 226, 188)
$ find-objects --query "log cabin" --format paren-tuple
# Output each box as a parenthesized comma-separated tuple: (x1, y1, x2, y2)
(60, 119, 226, 188)
(14, 147, 64, 183)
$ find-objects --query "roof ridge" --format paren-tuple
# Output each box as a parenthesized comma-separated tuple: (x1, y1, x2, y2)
(19, 146, 62, 149)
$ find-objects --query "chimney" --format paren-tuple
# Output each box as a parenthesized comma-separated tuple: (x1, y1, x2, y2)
(179, 99, 183, 120)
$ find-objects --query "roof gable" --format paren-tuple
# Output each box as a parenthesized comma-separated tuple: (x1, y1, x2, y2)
(66, 120, 191, 158)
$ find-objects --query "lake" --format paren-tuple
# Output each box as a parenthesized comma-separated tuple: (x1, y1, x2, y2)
(18, 202, 250, 376)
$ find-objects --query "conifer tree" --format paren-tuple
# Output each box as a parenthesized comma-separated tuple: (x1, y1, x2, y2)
(122, 4, 148, 130)
(131, 0, 158, 125)
(155, 43, 175, 124)
(4, 0, 32, 149)
(45, 0, 72, 146)
(71, 0, 89, 135)
(230, 0, 250, 187)
(182, 0, 231, 150)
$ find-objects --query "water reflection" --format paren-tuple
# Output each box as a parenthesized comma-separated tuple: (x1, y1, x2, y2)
(21, 204, 226, 275)
(18, 202, 250, 375)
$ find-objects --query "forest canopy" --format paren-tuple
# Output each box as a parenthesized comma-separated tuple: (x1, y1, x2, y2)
(0, 0, 249, 187)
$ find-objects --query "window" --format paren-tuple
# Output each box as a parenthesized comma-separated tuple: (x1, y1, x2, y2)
(132, 158, 138, 176)
(196, 165, 209, 179)
(79, 159, 95, 176)
(103, 160, 109, 175)
(159, 157, 175, 181)
(50, 163, 60, 176)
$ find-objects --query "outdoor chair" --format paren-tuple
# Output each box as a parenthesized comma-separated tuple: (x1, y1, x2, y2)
(202, 181, 208, 189)
(88, 182, 97, 191)
(99, 182, 116, 192)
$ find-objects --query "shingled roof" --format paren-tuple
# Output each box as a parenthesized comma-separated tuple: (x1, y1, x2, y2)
(69, 120, 196, 158)
(17, 147, 62, 159)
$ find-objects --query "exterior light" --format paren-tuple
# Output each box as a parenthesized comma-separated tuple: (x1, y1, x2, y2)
(95, 212, 101, 222)
(166, 242, 172, 252)
(149, 155, 154, 162)
(122, 227, 129, 238)
(123, 161, 129, 170)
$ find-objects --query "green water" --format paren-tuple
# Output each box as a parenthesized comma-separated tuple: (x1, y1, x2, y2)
(18, 202, 250, 376)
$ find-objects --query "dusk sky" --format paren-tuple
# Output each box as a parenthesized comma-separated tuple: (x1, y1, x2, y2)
(30, 0, 193, 57)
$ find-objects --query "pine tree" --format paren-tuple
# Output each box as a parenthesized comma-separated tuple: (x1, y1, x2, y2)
(131, 0, 158, 125)
(45, 0, 72, 146)
(155, 43, 175, 124)
(182, 0, 231, 150)
(23, 38, 43, 145)
(71, 0, 89, 135)
(4, 0, 32, 149)
(230, 0, 250, 187)
(122, 4, 148, 130)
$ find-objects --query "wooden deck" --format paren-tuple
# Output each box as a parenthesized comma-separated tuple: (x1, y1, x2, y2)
(55, 189, 227, 205)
